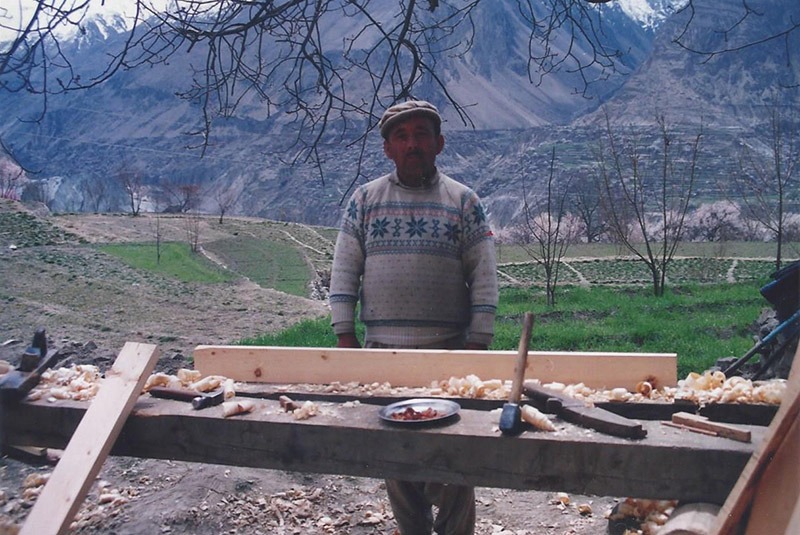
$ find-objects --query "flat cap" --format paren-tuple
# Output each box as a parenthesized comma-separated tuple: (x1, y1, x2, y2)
(379, 100, 442, 138)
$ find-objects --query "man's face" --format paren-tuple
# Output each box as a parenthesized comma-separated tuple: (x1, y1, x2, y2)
(383, 115, 444, 186)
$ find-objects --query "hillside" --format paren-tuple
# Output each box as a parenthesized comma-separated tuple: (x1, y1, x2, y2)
(0, 199, 330, 370)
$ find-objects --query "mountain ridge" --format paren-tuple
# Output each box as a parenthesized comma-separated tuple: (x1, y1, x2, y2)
(1, 0, 797, 228)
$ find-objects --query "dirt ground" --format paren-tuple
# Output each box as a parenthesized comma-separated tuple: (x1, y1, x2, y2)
(0, 201, 622, 534)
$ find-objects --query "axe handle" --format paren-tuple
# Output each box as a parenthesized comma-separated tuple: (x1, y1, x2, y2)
(148, 386, 201, 402)
(509, 313, 534, 403)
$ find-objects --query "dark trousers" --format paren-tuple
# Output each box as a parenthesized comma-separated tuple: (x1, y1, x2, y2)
(385, 480, 475, 535)
(366, 338, 475, 535)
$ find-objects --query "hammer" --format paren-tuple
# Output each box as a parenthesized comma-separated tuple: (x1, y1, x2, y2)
(148, 386, 225, 410)
(499, 312, 534, 436)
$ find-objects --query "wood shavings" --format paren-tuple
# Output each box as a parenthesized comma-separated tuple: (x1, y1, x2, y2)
(221, 399, 255, 418)
(292, 400, 319, 420)
(530, 372, 786, 406)
(222, 378, 236, 400)
(521, 405, 556, 431)
(142, 372, 171, 391)
(189, 375, 225, 393)
(670, 371, 787, 405)
(552, 492, 570, 506)
(28, 364, 101, 401)
(608, 497, 677, 534)
(432, 374, 510, 399)
(635, 380, 653, 397)
(23, 472, 49, 489)
(176, 368, 202, 384)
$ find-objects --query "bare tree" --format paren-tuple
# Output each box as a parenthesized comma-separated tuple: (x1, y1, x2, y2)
(214, 187, 237, 224)
(569, 169, 607, 243)
(79, 175, 108, 213)
(675, 0, 800, 89)
(1, 1, 644, 185)
(183, 211, 202, 253)
(516, 147, 576, 306)
(117, 167, 144, 216)
(0, 140, 26, 200)
(160, 179, 202, 213)
(595, 112, 703, 297)
(731, 107, 799, 271)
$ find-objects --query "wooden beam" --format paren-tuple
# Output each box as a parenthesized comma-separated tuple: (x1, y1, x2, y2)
(193, 346, 678, 390)
(711, 345, 800, 535)
(19, 342, 159, 535)
(3, 394, 761, 504)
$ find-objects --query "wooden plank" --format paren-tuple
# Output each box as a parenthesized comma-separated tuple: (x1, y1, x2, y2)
(711, 345, 800, 535)
(193, 345, 678, 390)
(19, 342, 159, 535)
(671, 412, 752, 443)
(743, 411, 799, 534)
(2, 393, 762, 503)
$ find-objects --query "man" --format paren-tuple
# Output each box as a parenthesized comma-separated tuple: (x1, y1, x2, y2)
(329, 100, 498, 535)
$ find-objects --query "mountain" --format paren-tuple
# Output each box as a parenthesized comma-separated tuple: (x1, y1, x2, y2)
(0, 0, 797, 228)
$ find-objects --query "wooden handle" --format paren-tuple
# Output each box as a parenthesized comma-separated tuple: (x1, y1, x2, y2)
(509, 312, 534, 403)
(148, 386, 200, 402)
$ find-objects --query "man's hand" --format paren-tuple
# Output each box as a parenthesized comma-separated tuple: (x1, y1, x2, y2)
(464, 342, 488, 351)
(336, 333, 361, 348)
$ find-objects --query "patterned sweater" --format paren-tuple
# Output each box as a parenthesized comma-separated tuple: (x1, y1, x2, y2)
(329, 170, 498, 347)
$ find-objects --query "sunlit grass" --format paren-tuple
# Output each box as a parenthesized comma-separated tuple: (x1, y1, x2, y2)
(242, 282, 769, 379)
(100, 242, 232, 283)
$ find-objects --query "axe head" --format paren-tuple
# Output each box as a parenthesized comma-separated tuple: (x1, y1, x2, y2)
(499, 402, 523, 436)
(191, 389, 225, 410)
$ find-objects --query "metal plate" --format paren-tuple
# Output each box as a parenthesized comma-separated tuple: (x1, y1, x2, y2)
(378, 398, 461, 425)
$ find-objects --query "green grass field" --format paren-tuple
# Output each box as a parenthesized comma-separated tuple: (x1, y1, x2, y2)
(100, 242, 232, 283)
(203, 236, 313, 297)
(98, 232, 796, 379)
(242, 282, 768, 379)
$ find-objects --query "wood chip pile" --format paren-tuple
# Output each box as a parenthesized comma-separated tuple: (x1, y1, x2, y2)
(26, 366, 788, 407)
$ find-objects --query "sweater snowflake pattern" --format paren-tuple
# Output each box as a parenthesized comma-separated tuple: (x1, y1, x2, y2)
(330, 171, 498, 347)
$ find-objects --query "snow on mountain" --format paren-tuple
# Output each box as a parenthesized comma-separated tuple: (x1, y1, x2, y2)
(0, 0, 166, 43)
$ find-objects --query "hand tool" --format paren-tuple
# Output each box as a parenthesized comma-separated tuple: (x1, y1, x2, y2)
(522, 381, 647, 439)
(148, 386, 225, 409)
(19, 328, 48, 372)
(499, 312, 534, 436)
(0, 330, 62, 403)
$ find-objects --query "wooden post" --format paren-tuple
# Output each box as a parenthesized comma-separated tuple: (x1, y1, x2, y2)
(19, 342, 159, 535)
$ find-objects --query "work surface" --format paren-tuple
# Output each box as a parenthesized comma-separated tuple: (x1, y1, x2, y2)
(2, 394, 767, 505)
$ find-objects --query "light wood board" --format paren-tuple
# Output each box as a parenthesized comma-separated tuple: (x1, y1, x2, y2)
(193, 345, 678, 389)
(19, 342, 159, 535)
(711, 343, 800, 535)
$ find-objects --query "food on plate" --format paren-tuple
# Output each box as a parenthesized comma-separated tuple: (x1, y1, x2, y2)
(390, 406, 439, 421)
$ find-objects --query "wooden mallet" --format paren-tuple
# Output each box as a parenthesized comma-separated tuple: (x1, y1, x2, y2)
(499, 312, 534, 436)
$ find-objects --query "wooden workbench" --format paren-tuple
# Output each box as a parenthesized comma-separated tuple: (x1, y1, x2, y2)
(2, 394, 766, 504)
